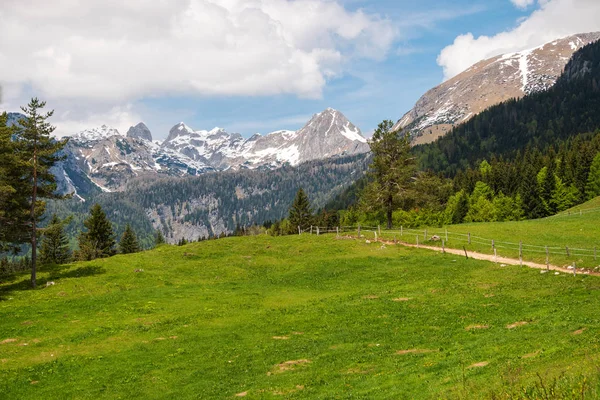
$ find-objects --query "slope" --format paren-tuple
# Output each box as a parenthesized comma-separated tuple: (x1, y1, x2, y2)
(1, 235, 599, 398)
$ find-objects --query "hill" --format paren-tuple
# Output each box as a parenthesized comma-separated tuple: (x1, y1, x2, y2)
(1, 235, 599, 398)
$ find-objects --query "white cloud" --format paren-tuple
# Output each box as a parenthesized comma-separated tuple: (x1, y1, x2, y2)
(0, 0, 397, 103)
(53, 104, 141, 138)
(437, 0, 600, 80)
(510, 0, 535, 9)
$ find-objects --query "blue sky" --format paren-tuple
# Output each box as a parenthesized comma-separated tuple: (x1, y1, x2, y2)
(137, 0, 533, 138)
(2, 0, 600, 140)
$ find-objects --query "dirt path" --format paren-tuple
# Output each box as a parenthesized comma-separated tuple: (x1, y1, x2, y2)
(377, 239, 600, 277)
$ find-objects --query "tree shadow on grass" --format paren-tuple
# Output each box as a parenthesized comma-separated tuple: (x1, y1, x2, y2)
(0, 264, 106, 301)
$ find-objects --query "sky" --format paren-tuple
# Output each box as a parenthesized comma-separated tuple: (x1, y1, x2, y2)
(2, 0, 600, 140)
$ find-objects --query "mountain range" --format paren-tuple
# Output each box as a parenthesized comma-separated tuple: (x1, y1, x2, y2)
(49, 108, 369, 198)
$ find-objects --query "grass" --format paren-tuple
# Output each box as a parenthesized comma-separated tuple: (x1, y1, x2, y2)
(1, 234, 600, 399)
(370, 196, 600, 270)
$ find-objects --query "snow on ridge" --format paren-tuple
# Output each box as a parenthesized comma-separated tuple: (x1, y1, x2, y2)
(340, 124, 367, 143)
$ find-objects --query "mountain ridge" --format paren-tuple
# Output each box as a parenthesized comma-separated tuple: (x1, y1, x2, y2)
(48, 108, 369, 197)
(395, 32, 600, 145)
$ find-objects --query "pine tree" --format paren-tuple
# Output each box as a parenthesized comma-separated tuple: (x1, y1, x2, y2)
(361, 120, 416, 229)
(585, 153, 600, 200)
(0, 113, 30, 252)
(40, 214, 72, 265)
(78, 204, 116, 260)
(288, 188, 313, 233)
(119, 224, 140, 254)
(155, 229, 166, 245)
(17, 99, 68, 288)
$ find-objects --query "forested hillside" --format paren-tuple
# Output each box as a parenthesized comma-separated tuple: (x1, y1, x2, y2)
(415, 40, 600, 175)
(46, 153, 370, 245)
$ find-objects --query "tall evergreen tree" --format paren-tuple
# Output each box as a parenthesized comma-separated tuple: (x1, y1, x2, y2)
(119, 224, 140, 254)
(77, 204, 116, 260)
(18, 99, 68, 288)
(0, 113, 29, 252)
(288, 188, 313, 233)
(585, 152, 600, 200)
(40, 214, 72, 265)
(361, 120, 416, 229)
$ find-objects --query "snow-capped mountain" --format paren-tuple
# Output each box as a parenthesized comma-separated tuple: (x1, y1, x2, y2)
(395, 32, 600, 145)
(56, 108, 369, 197)
(162, 108, 369, 170)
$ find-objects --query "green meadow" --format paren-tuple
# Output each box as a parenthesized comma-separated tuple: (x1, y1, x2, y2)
(1, 234, 600, 399)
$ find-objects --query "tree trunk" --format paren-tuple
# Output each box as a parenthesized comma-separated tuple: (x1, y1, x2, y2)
(30, 139, 37, 289)
(386, 195, 393, 230)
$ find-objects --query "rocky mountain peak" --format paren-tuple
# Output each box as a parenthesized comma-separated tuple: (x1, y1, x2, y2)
(126, 122, 152, 141)
(71, 125, 122, 142)
(166, 122, 195, 142)
(395, 32, 600, 145)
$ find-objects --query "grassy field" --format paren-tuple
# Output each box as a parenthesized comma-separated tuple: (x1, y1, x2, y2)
(1, 234, 600, 399)
(371, 197, 600, 270)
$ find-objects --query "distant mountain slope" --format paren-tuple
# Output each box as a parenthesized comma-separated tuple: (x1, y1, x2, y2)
(396, 32, 600, 145)
(46, 153, 371, 245)
(415, 38, 600, 175)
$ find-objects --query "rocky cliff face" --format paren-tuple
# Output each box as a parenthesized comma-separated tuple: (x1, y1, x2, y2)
(395, 32, 600, 145)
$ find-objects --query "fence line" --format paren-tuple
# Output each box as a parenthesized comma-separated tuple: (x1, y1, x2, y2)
(307, 224, 599, 265)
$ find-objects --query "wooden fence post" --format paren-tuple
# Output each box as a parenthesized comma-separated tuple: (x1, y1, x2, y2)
(424, 229, 427, 241)
(442, 240, 445, 254)
(573, 262, 577, 277)
(317, 226, 320, 236)
(566, 246, 570, 257)
(336, 227, 339, 238)
(416, 235, 419, 248)
(445, 228, 448, 242)
(519, 241, 523, 267)
(400, 226, 403, 236)
(358, 224, 361, 238)
(378, 225, 381, 236)
(298, 226, 301, 235)
(468, 233, 471, 245)
(374, 231, 378, 242)
(310, 225, 313, 235)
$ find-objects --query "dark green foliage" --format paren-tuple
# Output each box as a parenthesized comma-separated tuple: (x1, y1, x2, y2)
(77, 204, 116, 260)
(288, 188, 313, 232)
(155, 230, 166, 246)
(0, 113, 29, 252)
(40, 214, 72, 265)
(586, 152, 600, 199)
(361, 121, 416, 229)
(119, 224, 140, 254)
